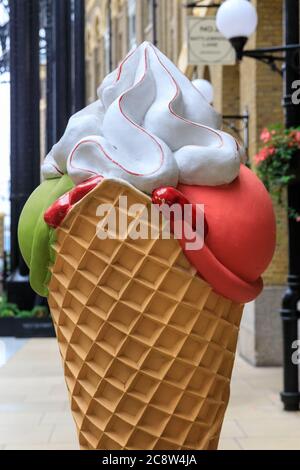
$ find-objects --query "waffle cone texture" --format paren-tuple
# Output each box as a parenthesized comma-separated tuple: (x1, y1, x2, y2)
(48, 179, 244, 450)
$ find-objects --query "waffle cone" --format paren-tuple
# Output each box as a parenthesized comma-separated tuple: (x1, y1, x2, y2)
(48, 179, 244, 450)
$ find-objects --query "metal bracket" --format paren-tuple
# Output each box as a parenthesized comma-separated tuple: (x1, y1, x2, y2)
(243, 44, 300, 76)
(183, 1, 222, 7)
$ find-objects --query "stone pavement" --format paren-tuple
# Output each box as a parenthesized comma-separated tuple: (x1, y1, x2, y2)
(0, 338, 299, 450)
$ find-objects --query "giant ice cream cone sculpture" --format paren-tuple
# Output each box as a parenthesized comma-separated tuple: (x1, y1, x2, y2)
(18, 42, 276, 450)
(46, 178, 243, 450)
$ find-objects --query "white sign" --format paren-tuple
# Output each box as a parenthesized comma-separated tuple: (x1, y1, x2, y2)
(187, 16, 236, 65)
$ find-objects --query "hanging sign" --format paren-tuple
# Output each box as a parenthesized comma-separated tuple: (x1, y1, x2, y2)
(187, 16, 236, 65)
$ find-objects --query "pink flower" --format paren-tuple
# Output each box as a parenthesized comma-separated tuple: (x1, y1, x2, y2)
(268, 146, 276, 156)
(254, 153, 261, 165)
(288, 130, 300, 147)
(260, 128, 272, 143)
(254, 146, 276, 165)
(260, 147, 275, 160)
(293, 131, 300, 145)
(296, 216, 300, 223)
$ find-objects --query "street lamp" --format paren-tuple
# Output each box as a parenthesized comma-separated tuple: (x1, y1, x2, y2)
(216, 0, 300, 73)
(216, 0, 257, 60)
(217, 0, 300, 411)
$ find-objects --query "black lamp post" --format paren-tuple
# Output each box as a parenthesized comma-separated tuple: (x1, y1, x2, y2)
(6, 0, 86, 312)
(216, 0, 300, 411)
(73, 0, 86, 113)
(7, 0, 41, 310)
(46, 0, 72, 151)
(280, 0, 300, 412)
(46, 0, 86, 152)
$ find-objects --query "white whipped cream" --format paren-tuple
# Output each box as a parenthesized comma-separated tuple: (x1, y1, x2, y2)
(42, 42, 245, 192)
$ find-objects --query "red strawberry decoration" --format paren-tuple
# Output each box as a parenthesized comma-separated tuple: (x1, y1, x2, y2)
(44, 175, 103, 228)
(69, 175, 103, 205)
(152, 186, 208, 238)
(44, 193, 71, 229)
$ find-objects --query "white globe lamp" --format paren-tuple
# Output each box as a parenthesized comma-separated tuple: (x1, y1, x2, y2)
(216, 0, 258, 59)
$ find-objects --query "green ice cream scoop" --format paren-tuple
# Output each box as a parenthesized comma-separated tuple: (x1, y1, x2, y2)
(18, 175, 74, 297)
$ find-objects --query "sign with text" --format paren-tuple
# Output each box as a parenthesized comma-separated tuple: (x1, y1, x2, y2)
(187, 16, 236, 65)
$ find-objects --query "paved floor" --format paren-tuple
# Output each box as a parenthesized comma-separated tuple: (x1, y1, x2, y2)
(0, 338, 299, 450)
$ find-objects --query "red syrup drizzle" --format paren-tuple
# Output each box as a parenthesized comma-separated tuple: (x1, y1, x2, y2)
(44, 175, 103, 228)
(151, 186, 208, 238)
(44, 178, 208, 240)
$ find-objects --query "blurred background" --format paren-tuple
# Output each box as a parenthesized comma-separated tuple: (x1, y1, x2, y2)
(0, 0, 299, 450)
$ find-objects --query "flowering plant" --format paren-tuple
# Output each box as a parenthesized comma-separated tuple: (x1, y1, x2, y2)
(254, 125, 300, 220)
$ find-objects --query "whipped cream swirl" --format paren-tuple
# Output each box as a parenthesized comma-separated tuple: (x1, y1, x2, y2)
(42, 42, 244, 193)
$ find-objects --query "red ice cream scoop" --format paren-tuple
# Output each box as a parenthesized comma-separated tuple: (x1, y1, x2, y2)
(153, 165, 276, 303)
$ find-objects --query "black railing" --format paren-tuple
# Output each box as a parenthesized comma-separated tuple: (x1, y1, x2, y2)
(223, 111, 249, 156)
